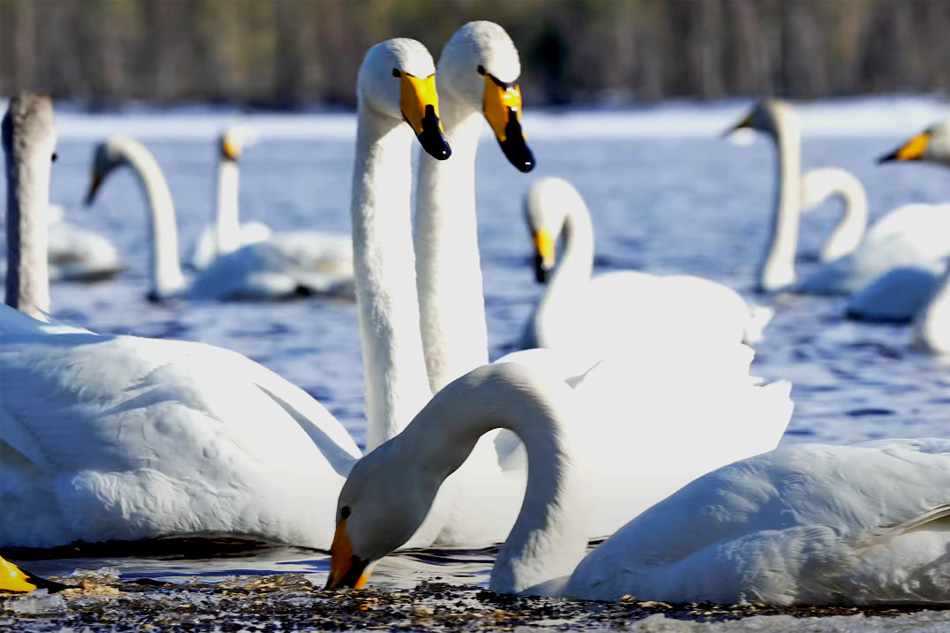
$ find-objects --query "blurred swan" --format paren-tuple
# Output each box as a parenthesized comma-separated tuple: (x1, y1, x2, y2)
(414, 20, 535, 393)
(326, 366, 950, 604)
(85, 137, 353, 301)
(847, 121, 950, 350)
(799, 167, 867, 263)
(0, 40, 452, 551)
(520, 177, 770, 363)
(187, 126, 271, 270)
(730, 101, 950, 294)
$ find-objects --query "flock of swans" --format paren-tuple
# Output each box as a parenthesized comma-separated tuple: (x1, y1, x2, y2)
(1, 22, 949, 606)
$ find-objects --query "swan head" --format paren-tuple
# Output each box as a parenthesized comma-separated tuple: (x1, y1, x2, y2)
(438, 21, 535, 172)
(2, 93, 57, 171)
(325, 441, 441, 589)
(524, 177, 584, 283)
(727, 100, 794, 139)
(85, 137, 142, 205)
(878, 119, 950, 167)
(358, 38, 451, 161)
(218, 126, 258, 162)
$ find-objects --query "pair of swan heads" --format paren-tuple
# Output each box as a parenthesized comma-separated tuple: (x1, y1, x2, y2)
(359, 38, 450, 161)
(2, 93, 57, 175)
(879, 119, 950, 166)
(523, 177, 586, 283)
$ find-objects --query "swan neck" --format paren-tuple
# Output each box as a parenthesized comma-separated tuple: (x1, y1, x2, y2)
(534, 199, 595, 348)
(394, 365, 586, 593)
(822, 174, 868, 262)
(121, 144, 185, 298)
(4, 141, 50, 320)
(415, 97, 488, 392)
(758, 114, 802, 292)
(913, 261, 950, 355)
(214, 158, 241, 256)
(351, 109, 432, 450)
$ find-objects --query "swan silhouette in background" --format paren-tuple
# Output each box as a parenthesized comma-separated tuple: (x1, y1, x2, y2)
(519, 177, 771, 363)
(187, 126, 272, 270)
(0, 41, 453, 551)
(85, 137, 352, 301)
(325, 365, 950, 605)
(729, 100, 950, 295)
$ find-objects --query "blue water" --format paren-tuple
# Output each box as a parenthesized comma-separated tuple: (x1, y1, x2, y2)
(5, 106, 950, 587)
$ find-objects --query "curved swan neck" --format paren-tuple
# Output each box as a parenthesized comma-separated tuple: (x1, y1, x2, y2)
(802, 168, 868, 262)
(4, 127, 50, 320)
(394, 364, 587, 593)
(533, 198, 595, 348)
(758, 109, 802, 292)
(912, 261, 950, 355)
(117, 142, 185, 299)
(352, 109, 432, 451)
(214, 158, 241, 257)
(414, 94, 489, 393)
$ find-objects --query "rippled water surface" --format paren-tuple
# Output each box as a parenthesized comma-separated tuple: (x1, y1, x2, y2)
(3, 100, 950, 589)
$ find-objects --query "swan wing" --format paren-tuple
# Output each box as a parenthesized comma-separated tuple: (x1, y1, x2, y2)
(567, 440, 950, 605)
(0, 307, 357, 549)
(846, 266, 941, 322)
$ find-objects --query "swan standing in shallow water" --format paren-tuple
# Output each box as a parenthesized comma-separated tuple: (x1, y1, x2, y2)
(0, 40, 452, 551)
(85, 137, 352, 300)
(730, 101, 950, 295)
(326, 368, 950, 605)
(520, 177, 770, 362)
(846, 119, 950, 329)
(187, 126, 271, 271)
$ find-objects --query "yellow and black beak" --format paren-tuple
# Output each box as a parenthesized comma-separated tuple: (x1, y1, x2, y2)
(399, 72, 451, 161)
(324, 517, 371, 590)
(1, 556, 68, 593)
(84, 169, 104, 206)
(532, 229, 556, 283)
(483, 74, 535, 173)
(879, 131, 931, 164)
(221, 137, 241, 162)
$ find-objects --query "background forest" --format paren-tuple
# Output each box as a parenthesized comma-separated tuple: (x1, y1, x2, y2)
(2, 0, 949, 108)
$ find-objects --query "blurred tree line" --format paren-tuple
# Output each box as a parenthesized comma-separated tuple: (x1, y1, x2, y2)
(2, 0, 948, 108)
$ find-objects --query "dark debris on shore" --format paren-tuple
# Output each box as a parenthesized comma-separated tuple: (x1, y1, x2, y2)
(1, 571, 947, 633)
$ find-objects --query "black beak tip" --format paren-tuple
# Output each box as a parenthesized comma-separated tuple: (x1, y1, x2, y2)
(418, 104, 452, 161)
(533, 253, 550, 284)
(877, 150, 898, 165)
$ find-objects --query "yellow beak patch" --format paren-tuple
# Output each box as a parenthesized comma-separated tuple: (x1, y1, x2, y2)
(484, 76, 524, 143)
(400, 73, 443, 138)
(1, 556, 40, 593)
(534, 229, 556, 269)
(221, 137, 241, 161)
(894, 132, 931, 161)
(326, 517, 370, 590)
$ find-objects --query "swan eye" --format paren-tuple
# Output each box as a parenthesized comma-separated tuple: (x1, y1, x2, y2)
(392, 68, 401, 78)
(51, 152, 58, 163)
(477, 65, 485, 76)
(340, 506, 351, 519)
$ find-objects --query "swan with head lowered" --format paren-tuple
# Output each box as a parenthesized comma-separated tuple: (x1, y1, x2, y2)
(0, 41, 453, 551)
(846, 120, 950, 326)
(520, 177, 771, 364)
(729, 101, 950, 295)
(85, 136, 353, 301)
(326, 371, 950, 605)
(398, 22, 791, 548)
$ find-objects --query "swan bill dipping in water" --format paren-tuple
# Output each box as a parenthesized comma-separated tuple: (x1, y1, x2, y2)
(0, 41, 452, 551)
(729, 100, 950, 296)
(326, 365, 950, 605)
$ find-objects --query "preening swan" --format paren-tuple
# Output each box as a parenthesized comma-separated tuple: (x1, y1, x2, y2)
(187, 126, 272, 270)
(85, 137, 352, 301)
(415, 20, 535, 393)
(328, 387, 950, 605)
(0, 39, 453, 551)
(3, 93, 55, 320)
(520, 177, 769, 362)
(730, 101, 950, 294)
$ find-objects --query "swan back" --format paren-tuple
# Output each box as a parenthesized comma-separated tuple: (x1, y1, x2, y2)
(329, 363, 586, 594)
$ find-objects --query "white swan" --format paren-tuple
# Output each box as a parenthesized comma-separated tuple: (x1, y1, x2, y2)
(846, 120, 950, 324)
(326, 376, 950, 605)
(187, 126, 271, 271)
(799, 167, 868, 263)
(0, 40, 453, 551)
(520, 177, 770, 363)
(730, 100, 950, 294)
(85, 137, 353, 301)
(414, 20, 535, 393)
